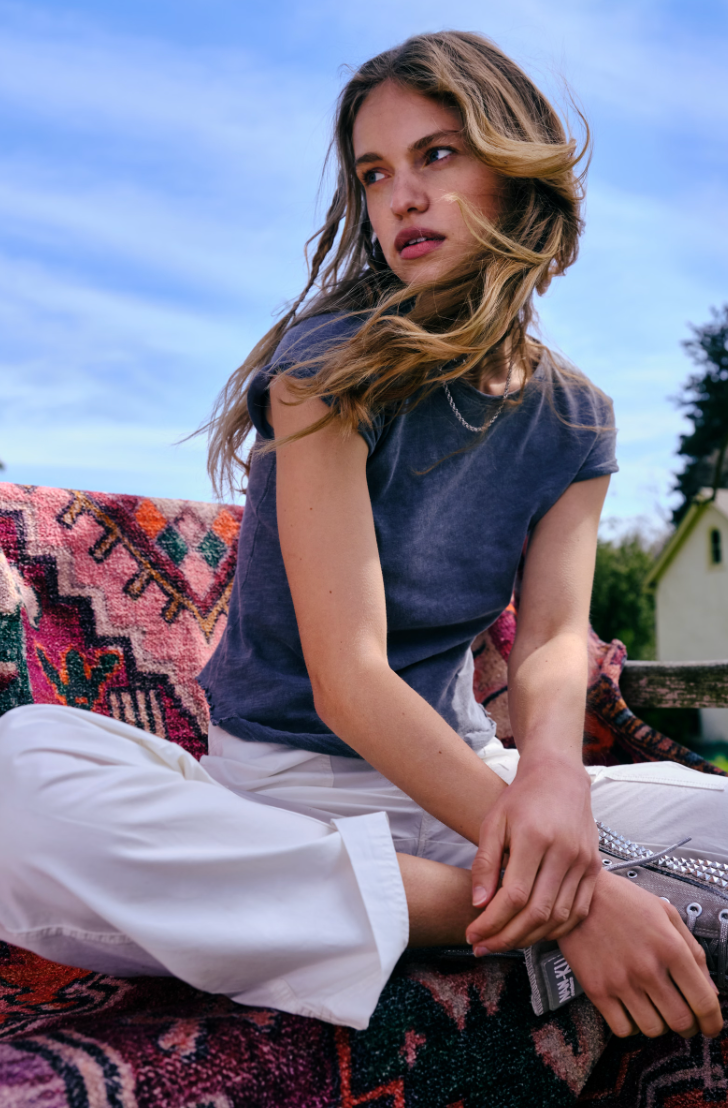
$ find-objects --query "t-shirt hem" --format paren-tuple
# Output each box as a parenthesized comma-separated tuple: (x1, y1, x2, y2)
(205, 713, 366, 759)
(571, 462, 619, 483)
(249, 362, 379, 456)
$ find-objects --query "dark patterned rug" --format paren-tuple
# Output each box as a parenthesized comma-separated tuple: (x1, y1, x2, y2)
(0, 942, 613, 1108)
(0, 482, 725, 1108)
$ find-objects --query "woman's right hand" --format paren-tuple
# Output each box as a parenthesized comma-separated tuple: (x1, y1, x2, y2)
(558, 869, 724, 1039)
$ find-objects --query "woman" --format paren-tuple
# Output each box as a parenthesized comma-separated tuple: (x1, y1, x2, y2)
(0, 31, 724, 1041)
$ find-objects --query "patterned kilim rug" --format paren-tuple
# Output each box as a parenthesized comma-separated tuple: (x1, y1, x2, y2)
(0, 482, 726, 1108)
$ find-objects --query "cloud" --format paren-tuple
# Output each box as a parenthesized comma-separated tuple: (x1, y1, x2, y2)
(0, 255, 252, 455)
(0, 165, 309, 305)
(0, 254, 243, 362)
(0, 11, 331, 169)
(2, 416, 206, 470)
(300, 0, 728, 133)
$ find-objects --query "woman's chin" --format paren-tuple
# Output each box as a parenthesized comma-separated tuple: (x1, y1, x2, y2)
(393, 255, 457, 287)
(390, 240, 480, 288)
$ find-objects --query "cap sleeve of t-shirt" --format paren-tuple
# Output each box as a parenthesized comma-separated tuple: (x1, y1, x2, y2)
(246, 313, 385, 455)
(571, 385, 619, 483)
(541, 354, 619, 484)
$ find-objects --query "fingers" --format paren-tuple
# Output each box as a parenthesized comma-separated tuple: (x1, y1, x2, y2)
(579, 905, 721, 1041)
(608, 969, 703, 1040)
(547, 868, 599, 941)
(549, 864, 582, 925)
(661, 908, 724, 1038)
(672, 976, 723, 1040)
(470, 914, 552, 954)
(668, 906, 720, 989)
(471, 813, 506, 909)
(543, 865, 598, 940)
(647, 977, 699, 1039)
(469, 762, 599, 946)
(589, 995, 639, 1038)
(624, 992, 669, 1039)
(467, 845, 547, 949)
(467, 845, 598, 951)
(585, 965, 689, 1040)
(557, 873, 724, 1042)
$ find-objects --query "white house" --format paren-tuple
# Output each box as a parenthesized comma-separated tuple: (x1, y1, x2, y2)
(645, 488, 728, 742)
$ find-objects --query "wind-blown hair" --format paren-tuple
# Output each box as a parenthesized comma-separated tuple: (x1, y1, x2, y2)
(206, 30, 589, 495)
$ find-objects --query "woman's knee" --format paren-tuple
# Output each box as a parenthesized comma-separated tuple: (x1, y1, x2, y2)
(0, 705, 50, 797)
(0, 704, 105, 822)
(0, 707, 59, 890)
(590, 760, 728, 856)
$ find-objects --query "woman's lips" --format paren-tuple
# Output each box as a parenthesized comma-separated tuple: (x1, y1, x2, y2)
(400, 237, 444, 260)
(394, 227, 445, 261)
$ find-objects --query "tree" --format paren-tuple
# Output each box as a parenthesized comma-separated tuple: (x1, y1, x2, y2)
(673, 305, 728, 524)
(590, 532, 656, 660)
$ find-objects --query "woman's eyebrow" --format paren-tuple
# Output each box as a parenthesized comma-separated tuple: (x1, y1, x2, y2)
(354, 151, 383, 169)
(354, 129, 462, 169)
(408, 128, 461, 154)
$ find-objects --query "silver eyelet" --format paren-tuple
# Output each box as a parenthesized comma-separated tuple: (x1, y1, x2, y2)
(602, 858, 612, 866)
(627, 870, 638, 879)
(719, 909, 728, 922)
(687, 903, 703, 918)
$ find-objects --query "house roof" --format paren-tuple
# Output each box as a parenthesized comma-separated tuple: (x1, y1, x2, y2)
(645, 488, 728, 589)
(714, 488, 728, 521)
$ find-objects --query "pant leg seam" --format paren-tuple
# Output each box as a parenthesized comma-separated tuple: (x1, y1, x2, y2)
(415, 808, 431, 858)
(1, 924, 138, 946)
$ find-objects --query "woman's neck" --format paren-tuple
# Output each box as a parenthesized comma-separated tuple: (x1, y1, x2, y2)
(468, 340, 538, 396)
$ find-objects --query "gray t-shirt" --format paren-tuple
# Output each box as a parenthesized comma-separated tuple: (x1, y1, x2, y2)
(198, 312, 618, 757)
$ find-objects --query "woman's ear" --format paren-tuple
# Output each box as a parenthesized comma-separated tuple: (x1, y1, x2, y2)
(371, 238, 388, 269)
(361, 214, 388, 272)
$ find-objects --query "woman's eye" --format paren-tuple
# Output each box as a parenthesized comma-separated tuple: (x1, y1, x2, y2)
(363, 168, 386, 185)
(425, 146, 455, 165)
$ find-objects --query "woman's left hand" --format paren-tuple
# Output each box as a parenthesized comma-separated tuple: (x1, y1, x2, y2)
(465, 754, 601, 952)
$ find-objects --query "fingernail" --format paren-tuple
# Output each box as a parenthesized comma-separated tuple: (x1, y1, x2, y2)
(472, 886, 488, 907)
(473, 945, 491, 957)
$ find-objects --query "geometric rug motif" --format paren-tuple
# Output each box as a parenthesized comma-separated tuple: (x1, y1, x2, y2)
(0, 940, 612, 1108)
(577, 1003, 728, 1106)
(0, 484, 243, 758)
(1, 938, 726, 1107)
(59, 490, 240, 639)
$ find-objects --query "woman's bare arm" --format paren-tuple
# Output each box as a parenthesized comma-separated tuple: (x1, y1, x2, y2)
(466, 476, 608, 950)
(270, 377, 506, 842)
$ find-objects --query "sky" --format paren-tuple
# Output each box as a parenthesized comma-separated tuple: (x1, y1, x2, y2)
(1, 0, 727, 532)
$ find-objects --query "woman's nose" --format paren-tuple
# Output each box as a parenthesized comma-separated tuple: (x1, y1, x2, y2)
(390, 170, 428, 217)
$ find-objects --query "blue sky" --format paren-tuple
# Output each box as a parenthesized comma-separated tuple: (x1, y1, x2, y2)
(1, 0, 727, 531)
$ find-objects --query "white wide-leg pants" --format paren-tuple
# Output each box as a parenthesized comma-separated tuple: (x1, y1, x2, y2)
(0, 704, 726, 1030)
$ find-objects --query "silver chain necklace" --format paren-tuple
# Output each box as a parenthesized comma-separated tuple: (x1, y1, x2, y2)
(442, 360, 514, 434)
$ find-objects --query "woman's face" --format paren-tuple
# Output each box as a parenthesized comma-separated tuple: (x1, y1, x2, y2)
(352, 80, 502, 285)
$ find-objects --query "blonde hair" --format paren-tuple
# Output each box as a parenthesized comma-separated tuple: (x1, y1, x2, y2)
(206, 30, 589, 495)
